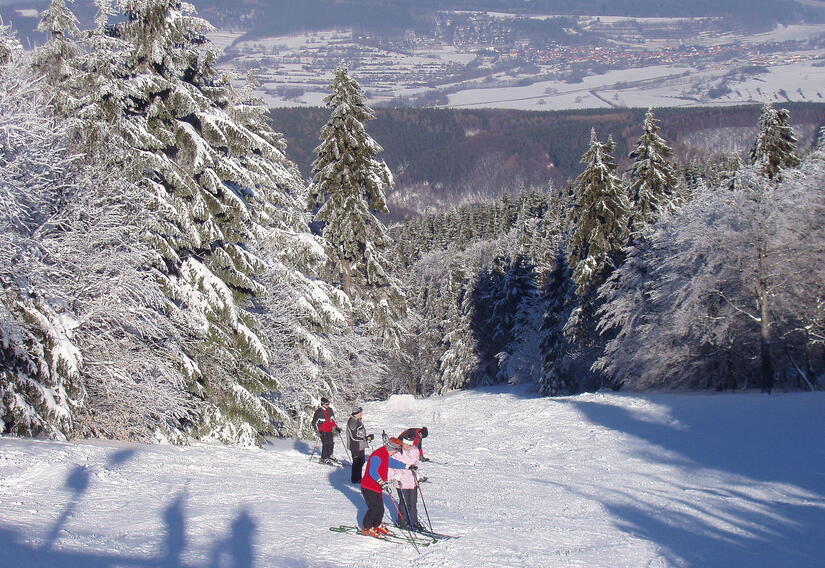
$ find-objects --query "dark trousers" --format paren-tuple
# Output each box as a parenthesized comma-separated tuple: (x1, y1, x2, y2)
(320, 432, 334, 460)
(396, 488, 418, 528)
(351, 450, 365, 483)
(361, 488, 384, 530)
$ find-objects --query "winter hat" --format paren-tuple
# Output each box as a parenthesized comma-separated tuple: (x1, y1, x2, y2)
(320, 397, 330, 405)
(420, 426, 429, 438)
(351, 406, 363, 416)
(386, 437, 403, 451)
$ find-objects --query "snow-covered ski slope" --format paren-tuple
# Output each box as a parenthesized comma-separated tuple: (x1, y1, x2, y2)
(1, 387, 824, 567)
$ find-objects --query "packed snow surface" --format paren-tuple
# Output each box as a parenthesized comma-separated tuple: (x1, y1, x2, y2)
(1, 387, 824, 567)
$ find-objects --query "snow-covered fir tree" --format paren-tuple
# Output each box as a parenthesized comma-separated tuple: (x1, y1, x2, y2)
(568, 129, 630, 298)
(627, 108, 679, 232)
(494, 256, 543, 385)
(0, 41, 84, 438)
(100, 0, 282, 443)
(30, 0, 81, 109)
(538, 249, 578, 396)
(816, 125, 825, 151)
(0, 20, 21, 64)
(308, 62, 407, 349)
(493, 212, 544, 384)
(750, 103, 801, 181)
(210, 74, 365, 437)
(2, 29, 203, 442)
(437, 264, 481, 393)
(26, 0, 355, 443)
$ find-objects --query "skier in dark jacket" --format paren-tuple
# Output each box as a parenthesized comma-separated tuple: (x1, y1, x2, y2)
(346, 407, 373, 483)
(360, 437, 415, 537)
(312, 398, 339, 464)
(397, 426, 429, 461)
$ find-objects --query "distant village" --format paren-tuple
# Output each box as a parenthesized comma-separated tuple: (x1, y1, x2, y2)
(219, 10, 825, 107)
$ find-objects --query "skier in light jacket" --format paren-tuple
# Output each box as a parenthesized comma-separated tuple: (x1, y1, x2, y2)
(389, 433, 423, 530)
(346, 407, 373, 483)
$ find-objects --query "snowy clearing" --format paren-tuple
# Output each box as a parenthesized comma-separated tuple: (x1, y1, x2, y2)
(1, 387, 824, 567)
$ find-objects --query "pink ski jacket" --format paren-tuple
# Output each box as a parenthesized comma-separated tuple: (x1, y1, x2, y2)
(389, 445, 420, 489)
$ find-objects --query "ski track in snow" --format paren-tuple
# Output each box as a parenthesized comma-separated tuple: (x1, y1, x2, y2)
(1, 387, 824, 567)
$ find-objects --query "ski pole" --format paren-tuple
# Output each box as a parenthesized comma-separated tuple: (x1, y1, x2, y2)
(337, 430, 351, 461)
(384, 487, 420, 554)
(308, 438, 319, 462)
(397, 488, 417, 533)
(412, 470, 433, 532)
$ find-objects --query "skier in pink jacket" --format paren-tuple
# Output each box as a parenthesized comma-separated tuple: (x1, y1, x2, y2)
(389, 433, 423, 531)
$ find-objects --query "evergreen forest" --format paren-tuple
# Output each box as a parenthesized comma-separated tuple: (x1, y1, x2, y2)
(1, 0, 823, 447)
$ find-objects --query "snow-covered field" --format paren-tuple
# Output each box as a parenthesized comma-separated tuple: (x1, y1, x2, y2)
(447, 65, 695, 110)
(209, 16, 825, 111)
(2, 387, 824, 567)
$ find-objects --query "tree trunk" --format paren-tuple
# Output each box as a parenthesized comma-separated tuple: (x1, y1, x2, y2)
(759, 284, 774, 394)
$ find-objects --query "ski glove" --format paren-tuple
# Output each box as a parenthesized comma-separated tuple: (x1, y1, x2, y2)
(366, 434, 374, 442)
(333, 426, 342, 434)
(408, 465, 418, 471)
(379, 479, 393, 491)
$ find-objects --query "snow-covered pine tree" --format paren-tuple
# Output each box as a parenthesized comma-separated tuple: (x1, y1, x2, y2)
(398, 250, 453, 395)
(308, 62, 407, 349)
(4, 23, 203, 442)
(0, 43, 84, 438)
(494, 255, 543, 385)
(30, 0, 81, 113)
(627, 108, 679, 232)
(214, 73, 362, 437)
(51, 0, 346, 443)
(750, 103, 801, 181)
(538, 249, 578, 396)
(437, 264, 481, 393)
(591, 233, 658, 390)
(0, 19, 21, 64)
(568, 129, 630, 298)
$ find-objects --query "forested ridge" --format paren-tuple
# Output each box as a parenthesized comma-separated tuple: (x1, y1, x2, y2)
(1, 0, 823, 448)
(271, 104, 825, 217)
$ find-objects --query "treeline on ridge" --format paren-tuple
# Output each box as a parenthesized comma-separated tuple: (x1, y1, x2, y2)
(270, 103, 825, 216)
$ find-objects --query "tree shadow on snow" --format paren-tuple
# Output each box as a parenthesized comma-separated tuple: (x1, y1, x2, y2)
(550, 395, 825, 567)
(0, 448, 260, 568)
(291, 438, 314, 456)
(467, 382, 544, 400)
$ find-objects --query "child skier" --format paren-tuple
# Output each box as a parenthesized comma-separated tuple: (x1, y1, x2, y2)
(389, 433, 424, 531)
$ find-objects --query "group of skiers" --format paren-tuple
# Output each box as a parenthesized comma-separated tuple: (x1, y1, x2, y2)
(312, 399, 430, 538)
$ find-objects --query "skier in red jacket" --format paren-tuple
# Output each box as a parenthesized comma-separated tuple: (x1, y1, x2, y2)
(360, 437, 415, 537)
(397, 426, 428, 461)
(312, 398, 339, 464)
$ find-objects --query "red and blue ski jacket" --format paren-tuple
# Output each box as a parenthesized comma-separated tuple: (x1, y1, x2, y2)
(361, 446, 406, 494)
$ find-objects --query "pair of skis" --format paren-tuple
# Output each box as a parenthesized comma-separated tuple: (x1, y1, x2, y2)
(329, 524, 457, 545)
(329, 525, 452, 546)
(406, 527, 457, 541)
(309, 456, 344, 468)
